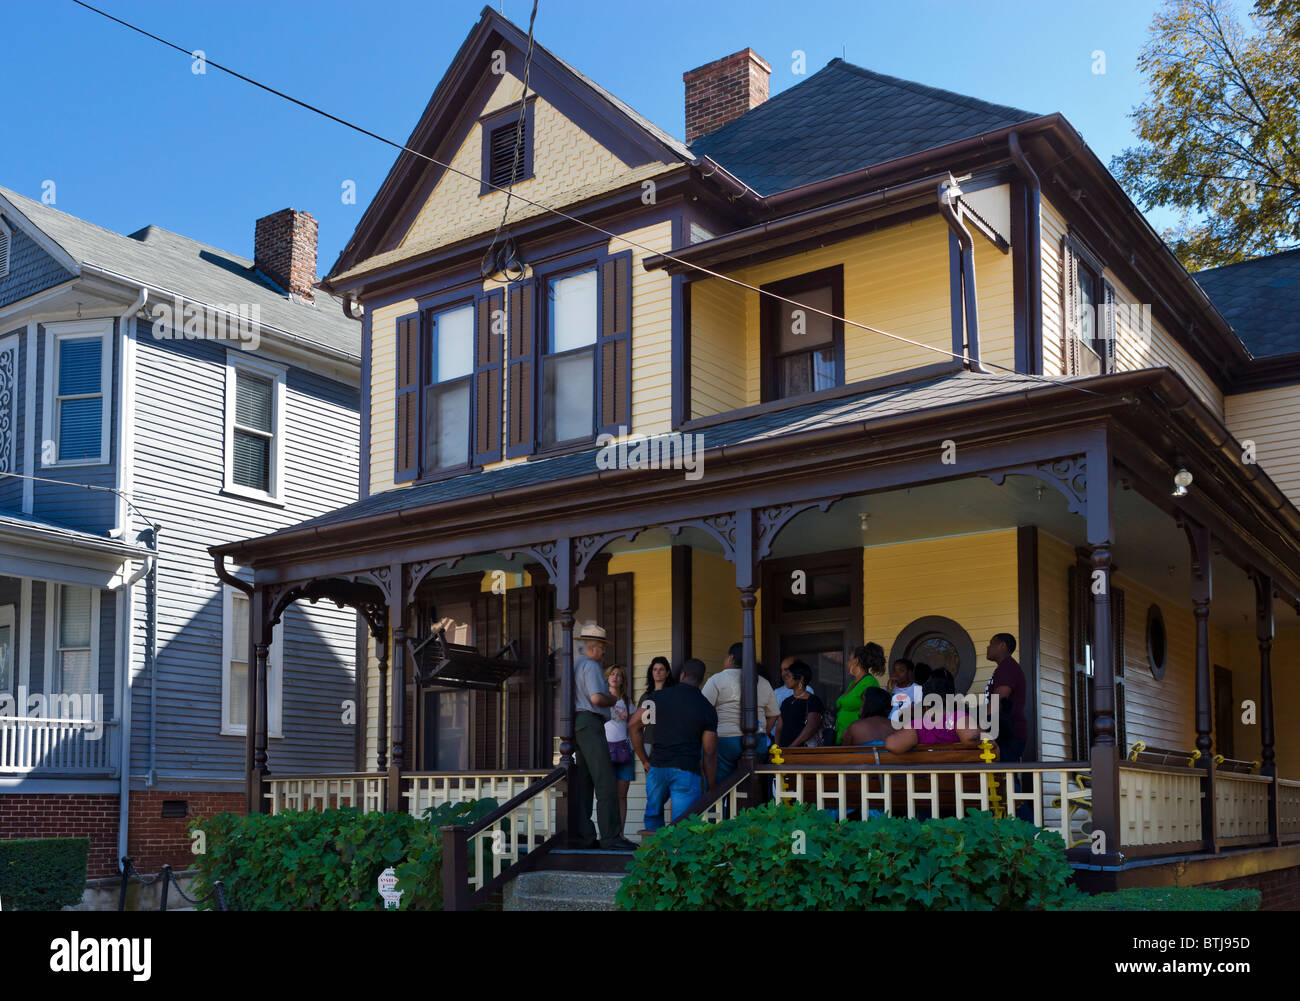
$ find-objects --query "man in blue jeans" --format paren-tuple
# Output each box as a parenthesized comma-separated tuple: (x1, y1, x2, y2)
(629, 658, 717, 830)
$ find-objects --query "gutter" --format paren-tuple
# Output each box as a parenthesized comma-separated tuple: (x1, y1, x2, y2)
(937, 176, 989, 373)
(213, 555, 253, 798)
(78, 262, 361, 367)
(144, 525, 161, 787)
(116, 550, 153, 874)
(1008, 133, 1042, 374)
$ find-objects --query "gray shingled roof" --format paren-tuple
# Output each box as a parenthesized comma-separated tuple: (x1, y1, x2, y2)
(690, 59, 1040, 195)
(1195, 249, 1300, 359)
(0, 186, 360, 360)
(258, 370, 1050, 538)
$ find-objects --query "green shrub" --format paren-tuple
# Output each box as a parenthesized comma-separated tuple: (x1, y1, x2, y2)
(1062, 887, 1261, 911)
(190, 800, 496, 911)
(616, 802, 1078, 911)
(0, 837, 90, 911)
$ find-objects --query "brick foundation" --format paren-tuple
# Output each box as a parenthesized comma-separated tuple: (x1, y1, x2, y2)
(0, 794, 121, 878)
(125, 790, 246, 875)
(1203, 865, 1300, 911)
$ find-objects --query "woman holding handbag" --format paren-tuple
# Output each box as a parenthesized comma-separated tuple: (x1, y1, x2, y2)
(604, 664, 636, 827)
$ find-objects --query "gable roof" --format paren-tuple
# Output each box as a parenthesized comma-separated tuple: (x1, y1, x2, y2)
(1195, 249, 1300, 360)
(690, 58, 1040, 195)
(0, 186, 360, 360)
(326, 6, 693, 285)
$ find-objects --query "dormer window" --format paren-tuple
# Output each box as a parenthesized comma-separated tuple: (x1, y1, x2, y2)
(480, 99, 535, 195)
(760, 266, 845, 402)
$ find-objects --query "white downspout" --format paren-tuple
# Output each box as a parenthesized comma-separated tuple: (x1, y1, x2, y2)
(113, 287, 146, 874)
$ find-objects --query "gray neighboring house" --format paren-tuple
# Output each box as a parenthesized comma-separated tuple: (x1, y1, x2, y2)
(0, 187, 361, 879)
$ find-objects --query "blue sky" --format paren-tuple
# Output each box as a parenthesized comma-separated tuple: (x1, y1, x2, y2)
(0, 0, 1207, 273)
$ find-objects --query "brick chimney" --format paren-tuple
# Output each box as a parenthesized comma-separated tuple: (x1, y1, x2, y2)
(683, 48, 771, 144)
(254, 209, 318, 302)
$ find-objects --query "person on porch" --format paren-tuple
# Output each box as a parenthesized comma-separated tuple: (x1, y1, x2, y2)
(834, 643, 885, 743)
(773, 661, 825, 748)
(985, 632, 1032, 823)
(572, 624, 637, 851)
(629, 658, 718, 832)
(770, 656, 814, 739)
(701, 643, 780, 783)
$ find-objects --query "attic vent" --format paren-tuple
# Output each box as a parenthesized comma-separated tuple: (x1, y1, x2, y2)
(488, 121, 525, 189)
(0, 220, 10, 280)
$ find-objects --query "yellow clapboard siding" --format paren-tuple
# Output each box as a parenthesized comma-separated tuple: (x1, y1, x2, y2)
(691, 549, 741, 680)
(1226, 386, 1300, 509)
(974, 232, 1015, 375)
(1040, 197, 1223, 417)
(402, 72, 633, 250)
(1037, 532, 1073, 759)
(608, 548, 674, 674)
(862, 529, 1020, 697)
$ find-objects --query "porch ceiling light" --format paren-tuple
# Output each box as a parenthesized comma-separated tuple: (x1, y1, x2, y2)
(1172, 468, 1193, 498)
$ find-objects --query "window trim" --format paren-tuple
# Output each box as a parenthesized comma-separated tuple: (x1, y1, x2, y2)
(223, 350, 287, 505)
(220, 584, 282, 738)
(0, 603, 15, 696)
(479, 98, 537, 196)
(41, 318, 113, 468)
(420, 296, 478, 478)
(42, 582, 100, 700)
(758, 265, 845, 403)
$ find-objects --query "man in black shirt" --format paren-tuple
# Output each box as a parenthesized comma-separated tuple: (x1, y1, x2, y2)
(629, 658, 718, 831)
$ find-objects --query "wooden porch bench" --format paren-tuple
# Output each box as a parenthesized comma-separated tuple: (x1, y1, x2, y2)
(767, 741, 1000, 816)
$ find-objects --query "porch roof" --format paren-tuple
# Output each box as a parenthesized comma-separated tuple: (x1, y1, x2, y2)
(0, 510, 149, 560)
(231, 367, 1053, 542)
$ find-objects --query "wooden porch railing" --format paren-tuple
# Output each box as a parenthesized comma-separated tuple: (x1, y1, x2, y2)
(265, 773, 387, 814)
(755, 762, 1092, 846)
(403, 771, 552, 819)
(1215, 772, 1272, 847)
(441, 766, 567, 911)
(1279, 779, 1300, 844)
(0, 717, 118, 774)
(1118, 762, 1203, 855)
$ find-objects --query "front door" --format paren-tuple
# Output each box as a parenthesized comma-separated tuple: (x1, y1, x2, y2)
(762, 549, 864, 715)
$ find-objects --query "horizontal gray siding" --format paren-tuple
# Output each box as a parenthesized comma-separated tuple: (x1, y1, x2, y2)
(30, 319, 119, 534)
(128, 319, 360, 780)
(0, 225, 75, 309)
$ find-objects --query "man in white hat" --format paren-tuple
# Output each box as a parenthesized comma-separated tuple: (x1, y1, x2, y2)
(571, 623, 635, 850)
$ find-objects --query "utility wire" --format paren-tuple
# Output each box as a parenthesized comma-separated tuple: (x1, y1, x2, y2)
(0, 469, 160, 534)
(69, 0, 1103, 397)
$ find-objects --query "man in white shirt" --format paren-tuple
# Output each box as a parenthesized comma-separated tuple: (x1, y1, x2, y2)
(701, 642, 780, 783)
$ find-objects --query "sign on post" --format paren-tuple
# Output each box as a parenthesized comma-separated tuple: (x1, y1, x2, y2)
(377, 867, 403, 910)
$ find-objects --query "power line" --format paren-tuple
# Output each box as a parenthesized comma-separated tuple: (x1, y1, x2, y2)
(69, 0, 1101, 398)
(0, 469, 160, 534)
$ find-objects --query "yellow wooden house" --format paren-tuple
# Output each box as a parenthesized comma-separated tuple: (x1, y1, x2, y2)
(213, 6, 1300, 907)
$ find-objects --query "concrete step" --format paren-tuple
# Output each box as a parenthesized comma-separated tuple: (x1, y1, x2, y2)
(503, 870, 625, 911)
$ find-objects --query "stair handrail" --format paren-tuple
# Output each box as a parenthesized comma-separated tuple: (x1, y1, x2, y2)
(440, 764, 567, 911)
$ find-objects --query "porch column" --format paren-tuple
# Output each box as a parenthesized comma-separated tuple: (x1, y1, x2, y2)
(552, 539, 578, 838)
(1251, 572, 1275, 778)
(374, 631, 389, 773)
(251, 586, 272, 814)
(735, 509, 759, 783)
(1184, 519, 1217, 852)
(1084, 439, 1121, 863)
(387, 562, 407, 812)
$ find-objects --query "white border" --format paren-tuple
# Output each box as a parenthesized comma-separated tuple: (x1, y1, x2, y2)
(220, 585, 282, 738)
(222, 349, 287, 505)
(40, 317, 114, 467)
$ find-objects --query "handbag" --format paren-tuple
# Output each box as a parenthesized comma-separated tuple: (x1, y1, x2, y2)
(608, 738, 633, 764)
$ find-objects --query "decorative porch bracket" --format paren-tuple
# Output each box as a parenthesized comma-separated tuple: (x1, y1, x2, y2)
(985, 455, 1087, 515)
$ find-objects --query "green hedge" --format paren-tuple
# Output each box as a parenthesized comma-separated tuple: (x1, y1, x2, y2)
(190, 801, 496, 911)
(0, 838, 90, 911)
(1062, 887, 1261, 911)
(616, 802, 1077, 910)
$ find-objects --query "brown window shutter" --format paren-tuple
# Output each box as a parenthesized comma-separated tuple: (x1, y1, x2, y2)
(395, 315, 420, 481)
(598, 252, 632, 435)
(1062, 241, 1080, 377)
(504, 586, 537, 768)
(1102, 281, 1118, 375)
(506, 281, 536, 457)
(474, 291, 504, 465)
(598, 573, 635, 677)
(1113, 586, 1126, 751)
(1067, 564, 1092, 761)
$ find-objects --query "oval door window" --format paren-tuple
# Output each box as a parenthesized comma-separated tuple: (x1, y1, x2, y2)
(889, 616, 978, 693)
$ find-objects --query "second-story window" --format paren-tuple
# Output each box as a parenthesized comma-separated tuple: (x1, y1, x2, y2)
(760, 266, 844, 403)
(425, 304, 474, 471)
(43, 319, 112, 465)
(224, 352, 287, 503)
(1063, 237, 1115, 377)
(542, 268, 597, 447)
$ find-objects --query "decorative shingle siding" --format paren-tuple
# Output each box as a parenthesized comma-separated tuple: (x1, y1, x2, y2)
(128, 319, 360, 781)
(0, 326, 23, 512)
(0, 225, 74, 309)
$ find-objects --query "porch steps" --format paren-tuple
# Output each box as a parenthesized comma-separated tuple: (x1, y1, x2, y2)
(502, 869, 627, 911)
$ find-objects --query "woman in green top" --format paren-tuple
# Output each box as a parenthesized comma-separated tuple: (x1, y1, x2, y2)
(835, 642, 886, 743)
